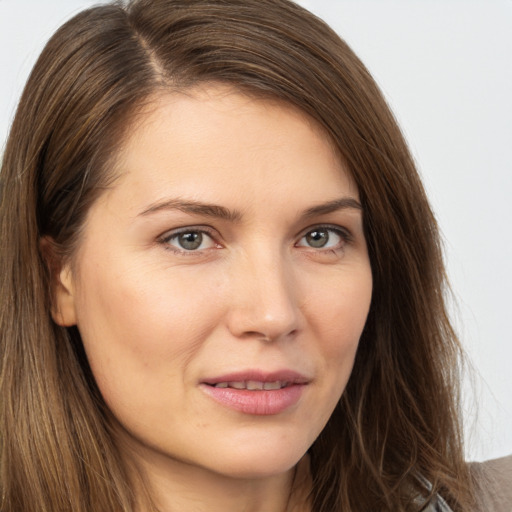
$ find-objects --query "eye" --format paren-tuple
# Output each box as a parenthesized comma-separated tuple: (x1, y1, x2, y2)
(161, 229, 218, 252)
(296, 226, 349, 250)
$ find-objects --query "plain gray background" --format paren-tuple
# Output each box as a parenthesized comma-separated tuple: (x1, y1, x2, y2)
(1, 0, 511, 461)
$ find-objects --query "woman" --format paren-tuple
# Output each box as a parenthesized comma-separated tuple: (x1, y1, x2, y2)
(0, 0, 476, 510)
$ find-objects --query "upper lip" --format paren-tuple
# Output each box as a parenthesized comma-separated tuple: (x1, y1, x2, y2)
(201, 369, 310, 386)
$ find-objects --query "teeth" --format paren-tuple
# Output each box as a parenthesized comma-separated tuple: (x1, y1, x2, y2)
(246, 380, 264, 390)
(213, 381, 286, 390)
(228, 381, 246, 390)
(263, 381, 282, 390)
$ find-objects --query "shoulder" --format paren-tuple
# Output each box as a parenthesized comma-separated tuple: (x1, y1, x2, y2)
(469, 454, 512, 512)
(423, 456, 512, 512)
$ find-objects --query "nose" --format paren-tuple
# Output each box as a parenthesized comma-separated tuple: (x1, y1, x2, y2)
(225, 250, 301, 343)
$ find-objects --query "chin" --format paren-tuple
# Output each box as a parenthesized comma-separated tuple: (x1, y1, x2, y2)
(202, 440, 309, 480)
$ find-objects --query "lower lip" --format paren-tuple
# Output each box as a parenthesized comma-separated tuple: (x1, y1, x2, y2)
(200, 384, 305, 415)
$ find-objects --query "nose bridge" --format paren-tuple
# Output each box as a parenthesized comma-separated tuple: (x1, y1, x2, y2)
(227, 244, 300, 341)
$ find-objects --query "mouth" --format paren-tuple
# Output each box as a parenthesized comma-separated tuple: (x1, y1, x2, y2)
(208, 380, 292, 391)
(200, 370, 309, 415)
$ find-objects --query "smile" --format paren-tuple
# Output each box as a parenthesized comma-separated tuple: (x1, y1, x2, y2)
(200, 370, 309, 415)
(209, 380, 290, 390)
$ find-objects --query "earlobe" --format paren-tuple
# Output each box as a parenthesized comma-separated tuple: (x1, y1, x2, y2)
(39, 237, 78, 327)
(53, 264, 77, 327)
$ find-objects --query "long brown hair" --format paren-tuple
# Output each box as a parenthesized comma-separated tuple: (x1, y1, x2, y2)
(0, 0, 472, 510)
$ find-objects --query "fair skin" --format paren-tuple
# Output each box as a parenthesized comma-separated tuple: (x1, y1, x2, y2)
(53, 85, 372, 512)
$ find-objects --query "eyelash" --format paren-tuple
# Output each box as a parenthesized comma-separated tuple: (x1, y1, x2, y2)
(158, 224, 353, 255)
(296, 224, 353, 252)
(158, 226, 220, 256)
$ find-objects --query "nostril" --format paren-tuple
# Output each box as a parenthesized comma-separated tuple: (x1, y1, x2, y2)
(241, 331, 272, 342)
(240, 329, 298, 343)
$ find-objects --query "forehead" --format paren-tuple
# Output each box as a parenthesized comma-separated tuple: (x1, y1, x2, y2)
(100, 84, 357, 216)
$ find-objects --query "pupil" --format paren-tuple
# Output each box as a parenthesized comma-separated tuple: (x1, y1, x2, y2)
(307, 230, 328, 248)
(179, 232, 202, 250)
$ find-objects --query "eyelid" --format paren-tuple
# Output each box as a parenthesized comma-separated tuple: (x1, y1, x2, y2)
(159, 224, 216, 237)
(158, 225, 222, 254)
(296, 224, 353, 243)
(294, 224, 354, 256)
(156, 223, 353, 255)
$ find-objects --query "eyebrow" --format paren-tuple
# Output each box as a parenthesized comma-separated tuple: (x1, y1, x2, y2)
(138, 196, 362, 222)
(138, 198, 243, 222)
(302, 197, 363, 218)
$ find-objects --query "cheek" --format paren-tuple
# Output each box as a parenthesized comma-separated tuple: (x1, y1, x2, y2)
(307, 264, 372, 389)
(310, 262, 372, 338)
(72, 258, 225, 404)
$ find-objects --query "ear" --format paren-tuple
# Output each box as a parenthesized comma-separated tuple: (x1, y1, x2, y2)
(39, 237, 77, 327)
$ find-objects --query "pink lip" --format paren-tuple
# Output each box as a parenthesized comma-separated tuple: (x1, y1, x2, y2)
(200, 369, 309, 416)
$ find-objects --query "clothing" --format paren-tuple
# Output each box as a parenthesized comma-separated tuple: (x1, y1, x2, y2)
(412, 455, 512, 512)
(471, 454, 512, 512)
(424, 494, 453, 511)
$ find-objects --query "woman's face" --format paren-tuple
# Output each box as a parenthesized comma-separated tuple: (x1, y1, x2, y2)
(55, 85, 372, 479)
